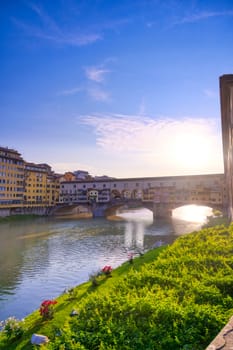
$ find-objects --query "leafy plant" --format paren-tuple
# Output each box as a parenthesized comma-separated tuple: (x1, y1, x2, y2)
(40, 300, 58, 320)
(102, 265, 113, 276)
(1, 317, 25, 339)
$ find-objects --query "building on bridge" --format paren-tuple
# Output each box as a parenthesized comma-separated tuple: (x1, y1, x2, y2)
(220, 74, 233, 220)
(59, 174, 226, 213)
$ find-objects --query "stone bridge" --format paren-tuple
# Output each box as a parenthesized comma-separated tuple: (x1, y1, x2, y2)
(56, 173, 227, 219)
(54, 198, 224, 219)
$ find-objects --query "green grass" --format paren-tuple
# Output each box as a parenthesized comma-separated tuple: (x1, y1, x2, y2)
(1, 225, 233, 349)
(203, 215, 230, 228)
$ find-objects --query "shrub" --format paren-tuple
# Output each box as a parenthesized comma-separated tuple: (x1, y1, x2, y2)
(1, 317, 25, 339)
(40, 300, 57, 320)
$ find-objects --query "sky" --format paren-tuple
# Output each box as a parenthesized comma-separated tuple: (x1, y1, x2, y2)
(1, 0, 233, 178)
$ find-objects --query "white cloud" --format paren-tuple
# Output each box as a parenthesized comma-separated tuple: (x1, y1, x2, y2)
(80, 113, 223, 176)
(87, 88, 110, 102)
(85, 67, 110, 82)
(12, 3, 102, 47)
(174, 10, 233, 24)
(203, 89, 217, 98)
(138, 98, 146, 116)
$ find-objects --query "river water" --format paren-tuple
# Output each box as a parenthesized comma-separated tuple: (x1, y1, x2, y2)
(0, 206, 211, 321)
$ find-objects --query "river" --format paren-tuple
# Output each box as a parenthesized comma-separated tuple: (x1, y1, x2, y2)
(0, 206, 212, 321)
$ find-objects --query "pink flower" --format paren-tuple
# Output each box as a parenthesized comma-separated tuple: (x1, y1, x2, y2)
(102, 265, 113, 275)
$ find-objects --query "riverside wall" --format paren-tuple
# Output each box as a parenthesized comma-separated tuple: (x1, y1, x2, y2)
(0, 206, 53, 217)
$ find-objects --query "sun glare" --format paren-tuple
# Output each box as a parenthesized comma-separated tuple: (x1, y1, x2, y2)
(173, 205, 213, 223)
(172, 133, 211, 170)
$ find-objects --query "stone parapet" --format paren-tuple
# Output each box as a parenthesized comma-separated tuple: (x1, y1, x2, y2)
(206, 316, 233, 350)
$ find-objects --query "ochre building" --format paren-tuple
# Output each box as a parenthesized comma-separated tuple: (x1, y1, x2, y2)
(0, 147, 24, 208)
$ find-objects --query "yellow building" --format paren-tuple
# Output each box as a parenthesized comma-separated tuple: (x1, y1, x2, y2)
(24, 162, 49, 206)
(0, 147, 24, 208)
(46, 173, 60, 206)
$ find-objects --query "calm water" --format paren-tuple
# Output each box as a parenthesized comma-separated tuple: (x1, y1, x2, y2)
(0, 207, 210, 321)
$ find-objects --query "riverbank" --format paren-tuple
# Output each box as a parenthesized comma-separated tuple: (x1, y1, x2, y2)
(1, 224, 233, 349)
(0, 214, 42, 223)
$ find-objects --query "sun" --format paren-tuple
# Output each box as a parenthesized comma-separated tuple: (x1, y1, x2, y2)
(171, 133, 212, 171)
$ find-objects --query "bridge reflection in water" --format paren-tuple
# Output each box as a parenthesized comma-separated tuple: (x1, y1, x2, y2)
(118, 205, 213, 249)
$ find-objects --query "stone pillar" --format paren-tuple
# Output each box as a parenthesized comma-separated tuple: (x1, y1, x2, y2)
(152, 203, 172, 219)
(220, 75, 233, 220)
(152, 203, 157, 220)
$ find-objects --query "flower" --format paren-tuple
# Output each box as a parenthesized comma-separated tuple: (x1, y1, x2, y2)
(39, 300, 57, 319)
(128, 252, 134, 263)
(102, 265, 113, 275)
(1, 316, 25, 339)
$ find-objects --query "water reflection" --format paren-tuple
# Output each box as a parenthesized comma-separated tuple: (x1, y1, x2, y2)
(124, 222, 144, 250)
(0, 205, 212, 321)
(173, 204, 212, 223)
(172, 205, 212, 235)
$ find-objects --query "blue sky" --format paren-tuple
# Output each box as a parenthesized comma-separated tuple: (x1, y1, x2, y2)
(1, 0, 232, 177)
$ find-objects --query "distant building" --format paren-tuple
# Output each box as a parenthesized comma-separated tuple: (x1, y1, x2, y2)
(0, 146, 62, 212)
(0, 147, 24, 207)
(94, 175, 115, 180)
(59, 172, 76, 182)
(220, 74, 233, 219)
(24, 162, 50, 206)
(73, 170, 90, 180)
(46, 173, 60, 206)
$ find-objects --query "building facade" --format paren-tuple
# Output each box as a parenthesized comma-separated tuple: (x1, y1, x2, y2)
(59, 174, 226, 208)
(0, 146, 61, 214)
(24, 162, 51, 206)
(0, 147, 24, 208)
(220, 74, 233, 219)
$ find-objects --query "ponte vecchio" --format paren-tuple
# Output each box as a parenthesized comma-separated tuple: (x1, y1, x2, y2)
(58, 173, 226, 219)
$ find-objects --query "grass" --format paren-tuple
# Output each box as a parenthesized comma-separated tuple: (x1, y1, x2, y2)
(1, 224, 233, 349)
(0, 247, 165, 350)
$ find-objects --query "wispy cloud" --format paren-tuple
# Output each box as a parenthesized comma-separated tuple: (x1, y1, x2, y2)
(79, 113, 223, 175)
(85, 67, 110, 83)
(138, 98, 146, 116)
(87, 88, 110, 102)
(203, 89, 217, 98)
(58, 87, 83, 96)
(12, 2, 102, 47)
(174, 10, 233, 24)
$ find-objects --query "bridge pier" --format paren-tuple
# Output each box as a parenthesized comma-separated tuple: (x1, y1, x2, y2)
(152, 203, 173, 219)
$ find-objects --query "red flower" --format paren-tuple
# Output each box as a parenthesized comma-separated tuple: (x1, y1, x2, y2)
(41, 300, 57, 307)
(39, 299, 57, 318)
(102, 265, 113, 274)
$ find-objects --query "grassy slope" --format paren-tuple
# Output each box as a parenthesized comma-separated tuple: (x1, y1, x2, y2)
(1, 225, 233, 349)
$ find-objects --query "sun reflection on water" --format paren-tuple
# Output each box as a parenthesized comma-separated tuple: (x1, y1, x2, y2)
(172, 205, 213, 223)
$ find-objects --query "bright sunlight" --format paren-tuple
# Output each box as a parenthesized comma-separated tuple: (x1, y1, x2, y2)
(173, 205, 213, 223)
(171, 133, 213, 170)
